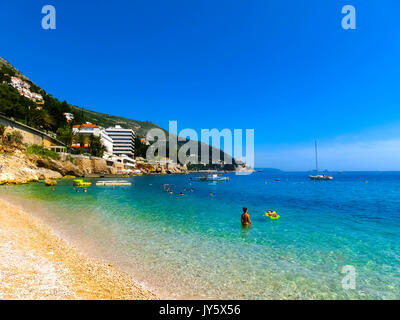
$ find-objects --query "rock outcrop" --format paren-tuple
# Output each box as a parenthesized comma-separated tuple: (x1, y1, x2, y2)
(37, 168, 63, 180)
(44, 179, 57, 186)
(134, 158, 188, 175)
(73, 157, 110, 175)
(34, 157, 84, 177)
(0, 149, 62, 184)
(135, 160, 156, 174)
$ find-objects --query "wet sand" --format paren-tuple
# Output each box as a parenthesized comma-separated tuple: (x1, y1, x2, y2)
(0, 199, 158, 300)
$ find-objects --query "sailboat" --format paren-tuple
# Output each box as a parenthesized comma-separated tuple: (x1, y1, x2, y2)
(309, 141, 333, 181)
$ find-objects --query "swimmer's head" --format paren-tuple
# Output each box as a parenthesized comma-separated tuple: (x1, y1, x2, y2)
(243, 207, 248, 213)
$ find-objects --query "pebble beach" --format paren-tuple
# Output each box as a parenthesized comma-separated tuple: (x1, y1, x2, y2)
(0, 199, 157, 300)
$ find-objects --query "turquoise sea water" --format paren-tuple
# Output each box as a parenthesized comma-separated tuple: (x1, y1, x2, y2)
(2, 172, 400, 299)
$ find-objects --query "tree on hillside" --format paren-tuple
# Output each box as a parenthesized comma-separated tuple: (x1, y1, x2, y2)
(88, 134, 106, 158)
(134, 135, 149, 158)
(30, 109, 56, 131)
(42, 95, 68, 131)
(0, 124, 5, 144)
(0, 84, 34, 122)
(0, 72, 10, 83)
(56, 125, 74, 146)
(0, 64, 16, 77)
(76, 133, 87, 148)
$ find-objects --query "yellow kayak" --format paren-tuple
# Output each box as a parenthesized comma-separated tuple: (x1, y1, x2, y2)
(73, 179, 83, 186)
(78, 182, 92, 187)
(73, 179, 91, 187)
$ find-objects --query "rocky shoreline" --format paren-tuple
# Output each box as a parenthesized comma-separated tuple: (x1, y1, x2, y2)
(0, 144, 189, 185)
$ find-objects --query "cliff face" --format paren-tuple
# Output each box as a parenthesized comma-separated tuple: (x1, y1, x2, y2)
(73, 157, 110, 175)
(0, 149, 62, 184)
(0, 144, 86, 185)
(134, 158, 188, 175)
(34, 157, 83, 177)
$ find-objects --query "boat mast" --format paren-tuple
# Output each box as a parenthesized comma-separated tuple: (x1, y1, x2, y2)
(315, 140, 319, 172)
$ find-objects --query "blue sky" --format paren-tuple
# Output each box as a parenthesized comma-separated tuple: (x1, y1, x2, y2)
(1, 0, 400, 170)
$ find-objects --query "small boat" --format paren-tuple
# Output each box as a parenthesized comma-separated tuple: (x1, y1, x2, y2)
(190, 173, 229, 182)
(309, 174, 333, 180)
(79, 182, 92, 187)
(95, 180, 132, 186)
(308, 141, 333, 181)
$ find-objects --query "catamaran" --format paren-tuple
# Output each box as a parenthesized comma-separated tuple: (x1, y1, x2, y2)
(309, 141, 333, 181)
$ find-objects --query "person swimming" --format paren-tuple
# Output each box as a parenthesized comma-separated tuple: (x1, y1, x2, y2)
(241, 207, 252, 226)
(266, 210, 278, 217)
(180, 192, 184, 196)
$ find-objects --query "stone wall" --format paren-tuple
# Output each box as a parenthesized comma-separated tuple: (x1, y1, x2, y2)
(0, 114, 62, 147)
(73, 156, 110, 175)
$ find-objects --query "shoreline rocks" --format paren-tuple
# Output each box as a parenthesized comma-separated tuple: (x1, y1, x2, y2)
(134, 158, 188, 175)
(0, 145, 205, 186)
(44, 179, 57, 186)
(0, 148, 76, 185)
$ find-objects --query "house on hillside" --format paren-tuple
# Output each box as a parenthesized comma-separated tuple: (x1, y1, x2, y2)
(10, 76, 43, 102)
(72, 123, 113, 155)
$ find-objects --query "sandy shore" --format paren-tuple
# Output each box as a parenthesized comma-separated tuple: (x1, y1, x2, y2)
(0, 199, 158, 300)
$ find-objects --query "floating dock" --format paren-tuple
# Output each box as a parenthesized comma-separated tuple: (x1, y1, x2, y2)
(95, 180, 132, 186)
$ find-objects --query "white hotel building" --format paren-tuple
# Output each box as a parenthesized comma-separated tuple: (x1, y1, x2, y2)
(72, 124, 135, 160)
(105, 125, 135, 158)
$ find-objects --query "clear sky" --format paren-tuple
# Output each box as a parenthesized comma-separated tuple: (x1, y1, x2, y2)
(1, 0, 400, 170)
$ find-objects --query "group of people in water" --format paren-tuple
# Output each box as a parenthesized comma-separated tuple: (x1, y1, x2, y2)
(160, 185, 278, 227)
(163, 184, 212, 197)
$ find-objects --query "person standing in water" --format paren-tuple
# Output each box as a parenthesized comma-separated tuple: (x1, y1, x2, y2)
(241, 207, 252, 226)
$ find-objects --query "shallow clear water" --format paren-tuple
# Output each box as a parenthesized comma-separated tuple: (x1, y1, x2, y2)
(2, 172, 400, 299)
